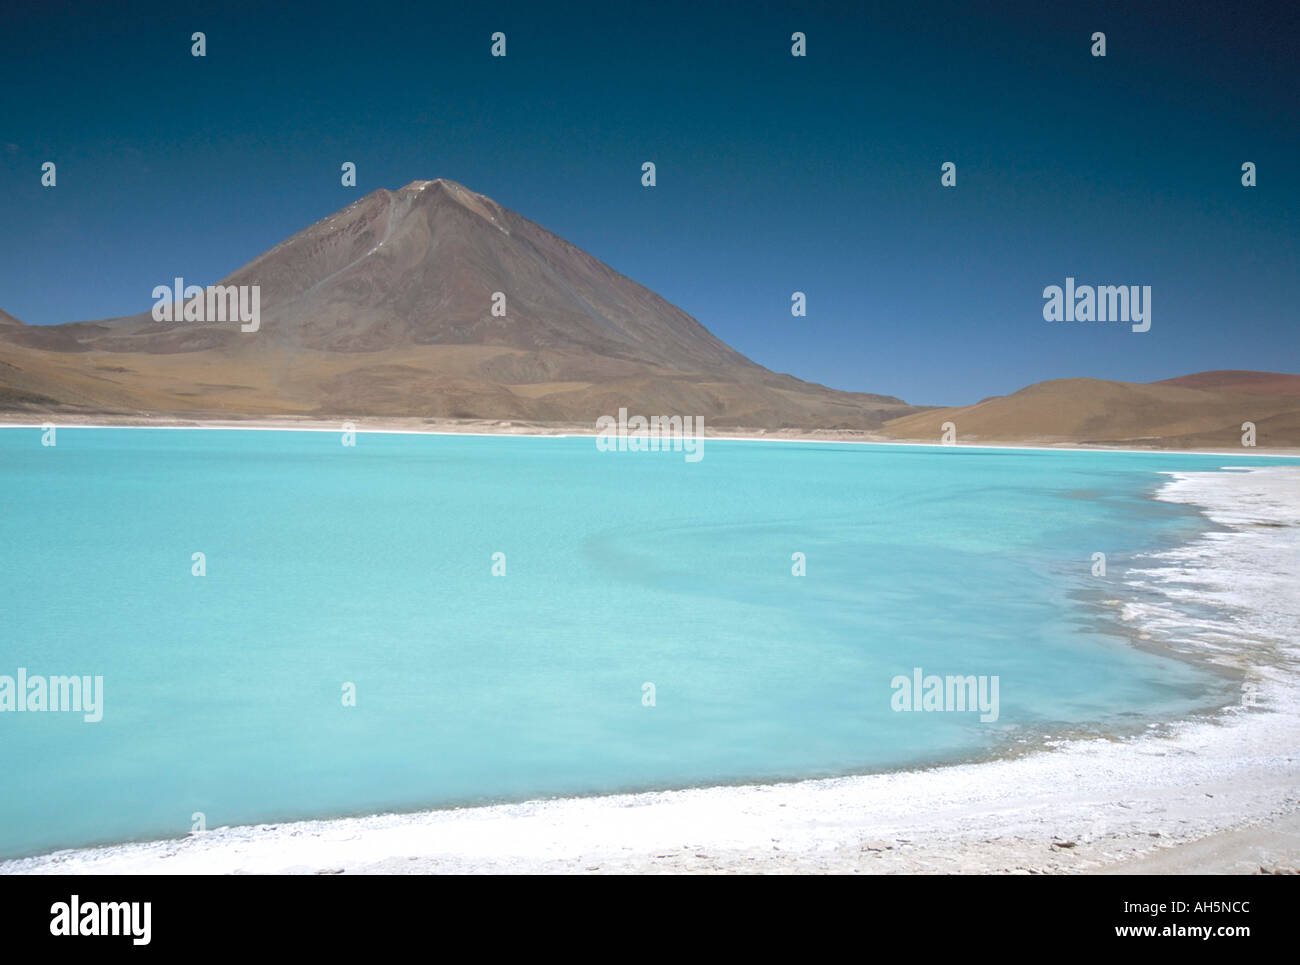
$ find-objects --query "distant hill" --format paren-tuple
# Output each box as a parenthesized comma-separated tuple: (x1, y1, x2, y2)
(1154, 370, 1300, 397)
(0, 180, 917, 430)
(879, 374, 1300, 448)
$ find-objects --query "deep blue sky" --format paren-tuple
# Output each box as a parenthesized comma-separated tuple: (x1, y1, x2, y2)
(1, 0, 1296, 404)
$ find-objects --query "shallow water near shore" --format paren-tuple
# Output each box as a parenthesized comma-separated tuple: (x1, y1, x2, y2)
(0, 428, 1295, 858)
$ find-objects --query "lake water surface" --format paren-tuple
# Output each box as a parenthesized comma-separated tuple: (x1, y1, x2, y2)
(1, 428, 1291, 857)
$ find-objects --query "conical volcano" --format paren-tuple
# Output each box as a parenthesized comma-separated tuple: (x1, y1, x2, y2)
(0, 180, 915, 427)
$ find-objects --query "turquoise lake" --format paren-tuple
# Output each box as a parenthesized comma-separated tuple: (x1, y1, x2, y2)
(1, 428, 1293, 858)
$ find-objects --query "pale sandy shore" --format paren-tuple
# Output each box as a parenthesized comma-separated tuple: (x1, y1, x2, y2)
(3, 413, 1300, 457)
(2, 453, 1297, 875)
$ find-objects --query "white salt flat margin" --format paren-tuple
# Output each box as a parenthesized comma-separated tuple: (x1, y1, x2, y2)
(3, 421, 1300, 458)
(4, 464, 1298, 875)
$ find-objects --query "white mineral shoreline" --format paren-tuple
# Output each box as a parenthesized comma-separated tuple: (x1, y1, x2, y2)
(2, 417, 1300, 458)
(3, 466, 1298, 875)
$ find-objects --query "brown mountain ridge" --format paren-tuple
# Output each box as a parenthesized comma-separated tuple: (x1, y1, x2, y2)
(0, 180, 1295, 447)
(879, 373, 1300, 449)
